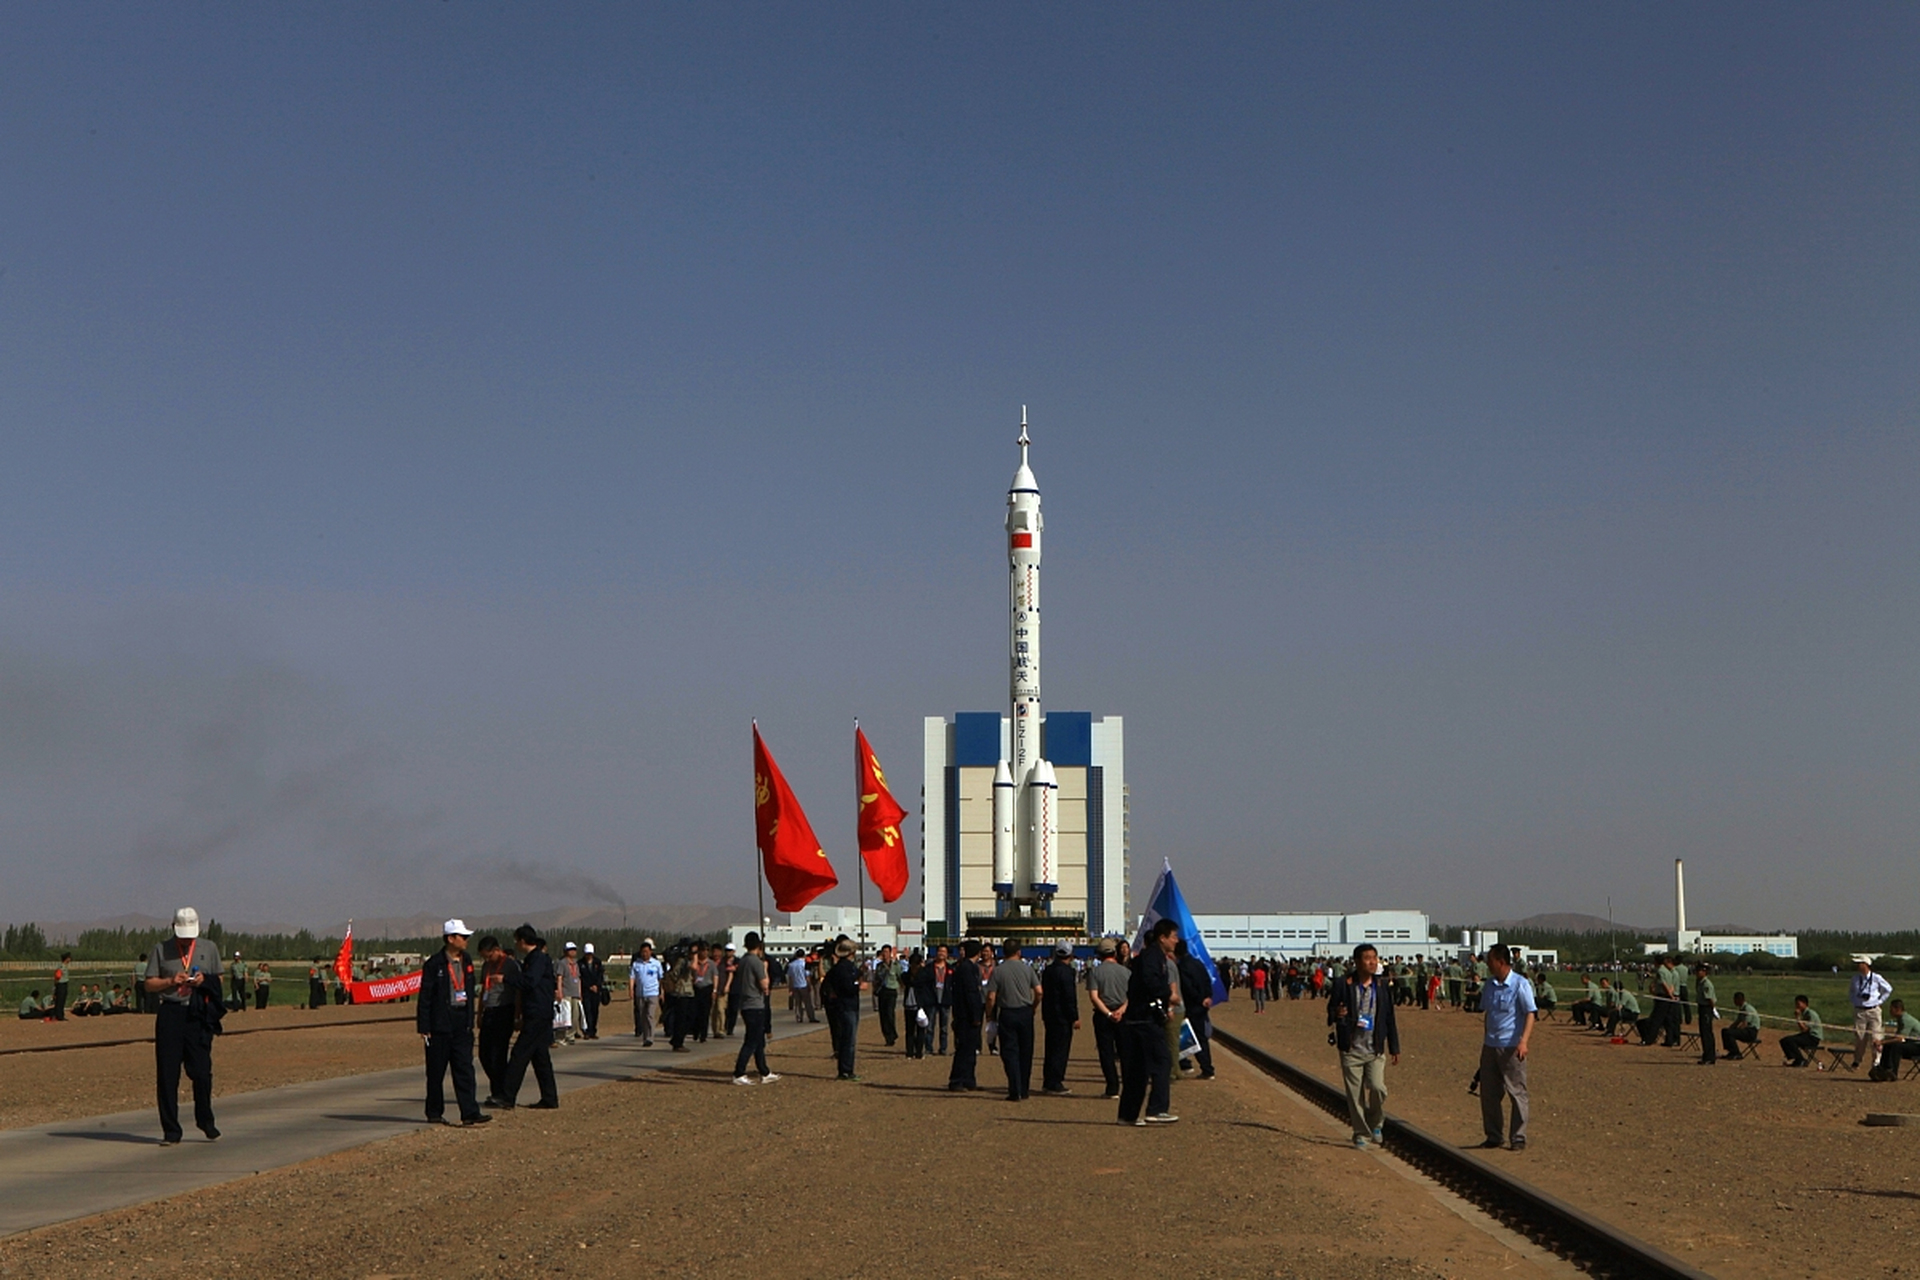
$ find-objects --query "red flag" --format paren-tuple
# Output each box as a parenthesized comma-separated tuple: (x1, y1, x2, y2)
(333, 922, 354, 987)
(753, 725, 839, 912)
(855, 727, 910, 903)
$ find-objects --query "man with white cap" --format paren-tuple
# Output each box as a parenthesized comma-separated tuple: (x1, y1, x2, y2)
(141, 907, 222, 1144)
(1850, 954, 1895, 1071)
(558, 943, 584, 1045)
(418, 919, 490, 1127)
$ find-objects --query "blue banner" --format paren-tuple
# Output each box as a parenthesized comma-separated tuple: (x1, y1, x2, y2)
(1131, 859, 1228, 1005)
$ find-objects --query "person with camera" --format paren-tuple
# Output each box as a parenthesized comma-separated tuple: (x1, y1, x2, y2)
(1117, 918, 1179, 1127)
(1328, 942, 1399, 1149)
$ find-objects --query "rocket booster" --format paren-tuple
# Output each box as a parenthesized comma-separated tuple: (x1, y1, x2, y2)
(1025, 758, 1058, 895)
(992, 760, 1015, 893)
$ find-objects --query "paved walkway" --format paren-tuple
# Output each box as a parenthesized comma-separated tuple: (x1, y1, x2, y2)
(0, 1019, 824, 1237)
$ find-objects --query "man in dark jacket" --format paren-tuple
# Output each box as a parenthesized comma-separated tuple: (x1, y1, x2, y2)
(495, 924, 560, 1110)
(417, 919, 489, 1127)
(579, 943, 605, 1041)
(1174, 941, 1217, 1080)
(1041, 944, 1082, 1094)
(823, 940, 863, 1080)
(1119, 918, 1179, 1126)
(1328, 942, 1400, 1148)
(946, 940, 987, 1091)
(476, 935, 520, 1105)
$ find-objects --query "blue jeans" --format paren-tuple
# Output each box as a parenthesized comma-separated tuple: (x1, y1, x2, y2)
(831, 1004, 860, 1077)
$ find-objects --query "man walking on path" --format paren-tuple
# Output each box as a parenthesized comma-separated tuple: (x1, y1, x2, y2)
(1850, 955, 1894, 1071)
(947, 939, 986, 1091)
(731, 931, 779, 1084)
(872, 944, 900, 1047)
(1117, 918, 1179, 1127)
(1329, 942, 1399, 1149)
(476, 935, 519, 1104)
(1040, 943, 1081, 1095)
(824, 940, 863, 1080)
(1088, 938, 1130, 1098)
(142, 907, 222, 1145)
(629, 940, 662, 1044)
(417, 919, 489, 1128)
(497, 924, 559, 1110)
(1475, 943, 1536, 1152)
(987, 939, 1041, 1101)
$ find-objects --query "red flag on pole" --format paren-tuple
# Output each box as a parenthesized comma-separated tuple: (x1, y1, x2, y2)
(333, 922, 354, 987)
(855, 727, 910, 903)
(753, 724, 839, 912)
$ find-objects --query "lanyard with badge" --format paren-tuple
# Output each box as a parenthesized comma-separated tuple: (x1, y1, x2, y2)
(448, 956, 468, 1007)
(1357, 980, 1375, 1033)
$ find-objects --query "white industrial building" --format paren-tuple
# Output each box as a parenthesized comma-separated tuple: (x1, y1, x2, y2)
(1641, 860, 1799, 958)
(726, 905, 912, 958)
(1187, 910, 1441, 961)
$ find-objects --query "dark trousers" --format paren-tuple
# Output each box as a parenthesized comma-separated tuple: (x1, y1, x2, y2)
(1092, 1014, 1122, 1094)
(949, 1019, 981, 1087)
(1659, 998, 1682, 1046)
(1698, 1010, 1717, 1063)
(1721, 1024, 1759, 1059)
(692, 988, 712, 1042)
(830, 1003, 860, 1077)
(934, 1006, 950, 1054)
(725, 984, 741, 1035)
(1781, 1031, 1820, 1066)
(876, 989, 898, 1045)
(424, 1030, 481, 1121)
(229, 977, 245, 1010)
(479, 1007, 515, 1098)
(998, 1006, 1035, 1099)
(503, 1029, 557, 1106)
(583, 990, 601, 1038)
(309, 980, 326, 1009)
(52, 983, 67, 1020)
(1042, 1016, 1074, 1091)
(254, 986, 269, 1010)
(1570, 1000, 1594, 1026)
(733, 1007, 770, 1077)
(904, 1004, 926, 1057)
(1188, 1012, 1215, 1076)
(668, 994, 696, 1048)
(1117, 1020, 1171, 1122)
(154, 1003, 215, 1139)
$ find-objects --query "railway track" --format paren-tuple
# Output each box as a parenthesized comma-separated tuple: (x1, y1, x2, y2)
(1211, 1026, 1714, 1280)
(0, 1014, 414, 1057)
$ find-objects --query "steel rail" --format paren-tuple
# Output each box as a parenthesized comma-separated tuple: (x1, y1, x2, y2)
(1211, 1026, 1715, 1280)
(0, 1014, 414, 1057)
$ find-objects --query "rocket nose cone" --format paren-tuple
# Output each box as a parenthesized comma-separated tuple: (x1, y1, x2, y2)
(1010, 462, 1038, 493)
(1033, 759, 1057, 786)
(993, 760, 1013, 786)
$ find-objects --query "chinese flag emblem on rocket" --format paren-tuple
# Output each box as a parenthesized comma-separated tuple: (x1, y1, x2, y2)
(855, 727, 910, 903)
(752, 725, 839, 912)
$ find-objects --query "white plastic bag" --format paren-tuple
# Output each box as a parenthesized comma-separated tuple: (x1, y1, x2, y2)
(916, 1008, 930, 1029)
(552, 999, 572, 1031)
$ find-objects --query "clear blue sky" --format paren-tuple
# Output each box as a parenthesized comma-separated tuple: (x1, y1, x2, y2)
(2, 5, 1915, 931)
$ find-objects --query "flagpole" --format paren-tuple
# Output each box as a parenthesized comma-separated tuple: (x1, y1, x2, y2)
(854, 718, 867, 962)
(753, 722, 766, 947)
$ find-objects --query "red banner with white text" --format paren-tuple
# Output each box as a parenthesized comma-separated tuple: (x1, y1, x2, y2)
(348, 970, 422, 1004)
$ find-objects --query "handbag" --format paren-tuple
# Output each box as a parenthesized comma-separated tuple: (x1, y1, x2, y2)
(916, 1008, 930, 1029)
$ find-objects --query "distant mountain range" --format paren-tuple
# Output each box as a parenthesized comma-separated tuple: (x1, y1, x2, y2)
(25, 904, 755, 943)
(1475, 912, 1665, 936)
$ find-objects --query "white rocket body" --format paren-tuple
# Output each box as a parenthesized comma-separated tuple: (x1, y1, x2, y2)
(999, 408, 1054, 910)
(992, 760, 1015, 894)
(1026, 758, 1059, 895)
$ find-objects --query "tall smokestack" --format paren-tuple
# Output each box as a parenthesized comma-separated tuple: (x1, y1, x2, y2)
(1674, 858, 1687, 935)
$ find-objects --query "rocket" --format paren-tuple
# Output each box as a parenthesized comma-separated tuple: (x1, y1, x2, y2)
(1002, 407, 1059, 909)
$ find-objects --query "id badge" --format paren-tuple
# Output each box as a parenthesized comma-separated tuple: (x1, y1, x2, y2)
(1357, 1013, 1373, 1031)
(451, 989, 469, 1006)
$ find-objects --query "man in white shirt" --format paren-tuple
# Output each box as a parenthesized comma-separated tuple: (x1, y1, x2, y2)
(629, 940, 663, 1045)
(1849, 954, 1895, 1071)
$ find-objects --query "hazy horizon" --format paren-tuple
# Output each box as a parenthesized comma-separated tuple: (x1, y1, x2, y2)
(3, 7, 1915, 932)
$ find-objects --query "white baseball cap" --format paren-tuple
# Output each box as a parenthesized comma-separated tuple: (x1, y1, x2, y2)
(172, 907, 200, 939)
(583, 943, 595, 954)
(443, 918, 473, 937)
(564, 940, 578, 951)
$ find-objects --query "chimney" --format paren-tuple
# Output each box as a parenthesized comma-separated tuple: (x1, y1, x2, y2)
(1675, 858, 1687, 935)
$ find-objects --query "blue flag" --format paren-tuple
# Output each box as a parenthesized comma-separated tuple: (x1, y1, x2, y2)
(1132, 858, 1228, 1005)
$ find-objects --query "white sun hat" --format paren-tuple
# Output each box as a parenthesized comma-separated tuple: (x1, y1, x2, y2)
(443, 919, 473, 936)
(172, 907, 200, 939)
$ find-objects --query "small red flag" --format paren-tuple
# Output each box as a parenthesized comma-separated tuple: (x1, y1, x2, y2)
(333, 922, 354, 987)
(753, 725, 839, 912)
(855, 727, 910, 903)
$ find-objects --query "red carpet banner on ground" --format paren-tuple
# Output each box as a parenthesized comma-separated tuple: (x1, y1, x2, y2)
(348, 970, 421, 1003)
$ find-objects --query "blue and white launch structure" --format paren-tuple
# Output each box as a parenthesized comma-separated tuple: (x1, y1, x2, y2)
(922, 410, 1127, 940)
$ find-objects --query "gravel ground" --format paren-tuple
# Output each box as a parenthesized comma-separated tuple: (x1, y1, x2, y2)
(0, 1006, 422, 1131)
(0, 1011, 1560, 1280)
(1213, 994, 1920, 1280)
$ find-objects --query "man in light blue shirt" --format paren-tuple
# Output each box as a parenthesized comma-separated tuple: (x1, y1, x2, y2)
(1475, 943, 1537, 1152)
(1849, 955, 1894, 1070)
(629, 941, 663, 1045)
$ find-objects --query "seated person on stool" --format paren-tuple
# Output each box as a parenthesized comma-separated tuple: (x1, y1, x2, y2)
(1720, 992, 1761, 1059)
(1607, 988, 1641, 1037)
(1570, 976, 1600, 1027)
(1780, 995, 1823, 1068)
(1870, 999, 1920, 1082)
